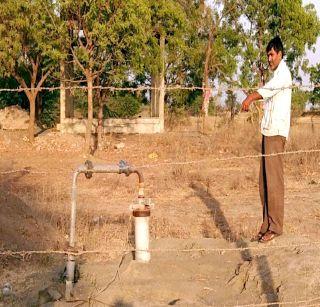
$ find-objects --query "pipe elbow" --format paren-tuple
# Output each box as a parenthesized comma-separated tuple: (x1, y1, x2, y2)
(131, 169, 144, 185)
(118, 160, 144, 184)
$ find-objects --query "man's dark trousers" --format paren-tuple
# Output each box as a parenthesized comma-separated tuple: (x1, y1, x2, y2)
(259, 135, 286, 235)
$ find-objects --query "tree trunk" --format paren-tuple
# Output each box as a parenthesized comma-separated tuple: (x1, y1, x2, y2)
(158, 34, 165, 132)
(66, 58, 74, 118)
(28, 92, 37, 142)
(258, 27, 265, 86)
(151, 73, 159, 117)
(60, 60, 74, 123)
(35, 93, 42, 121)
(60, 61, 66, 124)
(201, 30, 213, 117)
(85, 74, 93, 153)
(200, 28, 213, 133)
(254, 27, 264, 123)
(230, 101, 235, 120)
(97, 88, 104, 149)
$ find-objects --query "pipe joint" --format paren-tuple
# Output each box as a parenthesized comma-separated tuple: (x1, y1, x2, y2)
(84, 160, 94, 179)
(118, 160, 131, 176)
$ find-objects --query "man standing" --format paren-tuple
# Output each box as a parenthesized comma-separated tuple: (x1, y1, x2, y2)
(241, 36, 292, 243)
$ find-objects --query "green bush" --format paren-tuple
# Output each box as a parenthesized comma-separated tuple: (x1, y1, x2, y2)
(104, 94, 141, 118)
(39, 90, 60, 128)
(292, 89, 310, 117)
(0, 77, 28, 109)
(74, 89, 88, 118)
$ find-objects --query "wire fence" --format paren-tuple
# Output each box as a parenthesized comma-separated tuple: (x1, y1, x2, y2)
(0, 83, 319, 93)
(0, 148, 319, 175)
(1, 241, 320, 257)
(0, 100, 320, 306)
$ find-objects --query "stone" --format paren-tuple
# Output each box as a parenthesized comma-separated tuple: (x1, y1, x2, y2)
(2, 283, 12, 296)
(0, 105, 39, 131)
(47, 288, 62, 301)
(38, 287, 62, 304)
(114, 142, 125, 149)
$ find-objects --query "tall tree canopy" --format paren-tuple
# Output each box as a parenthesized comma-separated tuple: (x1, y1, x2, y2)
(60, 0, 151, 152)
(309, 63, 320, 106)
(239, 0, 320, 88)
(0, 0, 65, 141)
(0, 0, 318, 141)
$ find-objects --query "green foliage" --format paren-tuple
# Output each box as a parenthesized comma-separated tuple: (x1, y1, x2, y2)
(61, 0, 151, 77)
(73, 89, 88, 118)
(147, 0, 188, 74)
(309, 64, 320, 106)
(167, 89, 204, 116)
(0, 0, 66, 79)
(39, 91, 60, 128)
(105, 94, 141, 118)
(239, 0, 320, 86)
(291, 89, 310, 117)
(0, 0, 318, 125)
(225, 90, 239, 119)
(0, 77, 27, 109)
(73, 91, 142, 119)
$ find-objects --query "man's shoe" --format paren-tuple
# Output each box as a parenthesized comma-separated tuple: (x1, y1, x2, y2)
(251, 231, 265, 242)
(258, 230, 279, 243)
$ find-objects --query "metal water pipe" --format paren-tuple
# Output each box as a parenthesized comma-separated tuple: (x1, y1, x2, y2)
(65, 160, 150, 301)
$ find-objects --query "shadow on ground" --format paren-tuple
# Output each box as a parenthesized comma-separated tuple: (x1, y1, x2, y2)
(191, 182, 279, 306)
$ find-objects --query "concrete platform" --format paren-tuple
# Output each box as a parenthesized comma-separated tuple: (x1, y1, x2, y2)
(57, 117, 163, 134)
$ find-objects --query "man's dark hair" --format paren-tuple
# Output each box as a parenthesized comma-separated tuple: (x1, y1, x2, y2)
(266, 36, 284, 56)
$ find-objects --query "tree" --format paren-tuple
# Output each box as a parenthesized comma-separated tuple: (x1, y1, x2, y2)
(198, 0, 241, 117)
(0, 0, 65, 142)
(160, 1, 204, 115)
(146, 0, 188, 130)
(225, 89, 238, 120)
(291, 89, 310, 116)
(239, 0, 320, 88)
(309, 63, 320, 108)
(61, 0, 151, 153)
(0, 77, 28, 109)
(145, 1, 241, 121)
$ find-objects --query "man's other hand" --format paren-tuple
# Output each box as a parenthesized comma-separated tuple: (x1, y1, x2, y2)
(241, 91, 262, 112)
(241, 98, 251, 112)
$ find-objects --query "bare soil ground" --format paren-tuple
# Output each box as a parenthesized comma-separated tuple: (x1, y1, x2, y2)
(0, 115, 320, 306)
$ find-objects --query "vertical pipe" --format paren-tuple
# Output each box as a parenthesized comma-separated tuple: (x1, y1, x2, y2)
(65, 254, 75, 301)
(133, 209, 151, 263)
(134, 216, 150, 262)
(65, 171, 80, 300)
(69, 171, 80, 248)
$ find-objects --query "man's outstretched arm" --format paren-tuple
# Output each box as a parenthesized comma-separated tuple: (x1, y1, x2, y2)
(241, 91, 263, 112)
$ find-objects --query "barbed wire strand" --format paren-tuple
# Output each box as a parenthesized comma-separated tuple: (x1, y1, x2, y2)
(0, 148, 319, 175)
(84, 293, 320, 307)
(233, 296, 320, 307)
(1, 240, 320, 257)
(137, 148, 320, 169)
(0, 83, 319, 93)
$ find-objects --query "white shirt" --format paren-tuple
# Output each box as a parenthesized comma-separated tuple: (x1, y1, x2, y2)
(257, 59, 292, 138)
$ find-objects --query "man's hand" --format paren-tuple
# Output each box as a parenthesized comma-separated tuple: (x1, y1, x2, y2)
(241, 97, 251, 112)
(241, 91, 263, 112)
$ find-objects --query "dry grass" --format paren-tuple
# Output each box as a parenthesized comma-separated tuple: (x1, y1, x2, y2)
(1, 115, 319, 256)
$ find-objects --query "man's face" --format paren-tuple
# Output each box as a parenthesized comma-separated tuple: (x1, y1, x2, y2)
(267, 48, 282, 71)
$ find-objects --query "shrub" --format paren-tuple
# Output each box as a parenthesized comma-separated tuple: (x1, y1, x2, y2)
(291, 89, 310, 117)
(104, 93, 141, 118)
(0, 77, 28, 109)
(39, 91, 60, 128)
